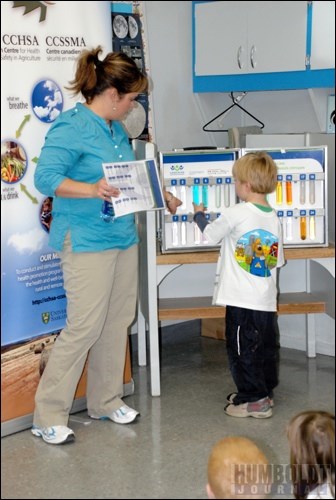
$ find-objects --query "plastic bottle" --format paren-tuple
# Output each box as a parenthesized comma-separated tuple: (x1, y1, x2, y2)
(172, 215, 179, 246)
(309, 174, 316, 204)
(299, 173, 306, 204)
(181, 214, 188, 245)
(286, 210, 293, 241)
(309, 209, 316, 240)
(179, 179, 187, 210)
(286, 175, 293, 205)
(300, 210, 307, 240)
(215, 179, 222, 208)
(100, 200, 115, 222)
(276, 175, 283, 205)
(224, 178, 231, 207)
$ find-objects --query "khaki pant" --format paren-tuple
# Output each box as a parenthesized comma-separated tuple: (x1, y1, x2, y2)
(33, 238, 138, 427)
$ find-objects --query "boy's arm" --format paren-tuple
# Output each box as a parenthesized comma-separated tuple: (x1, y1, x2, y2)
(193, 202, 209, 232)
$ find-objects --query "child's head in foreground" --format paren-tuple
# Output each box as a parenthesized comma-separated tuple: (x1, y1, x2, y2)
(207, 436, 270, 499)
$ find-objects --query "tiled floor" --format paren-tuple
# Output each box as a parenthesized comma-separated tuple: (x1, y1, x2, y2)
(1, 321, 335, 499)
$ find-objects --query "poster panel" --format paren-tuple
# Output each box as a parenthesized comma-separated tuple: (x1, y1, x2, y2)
(1, 1, 113, 428)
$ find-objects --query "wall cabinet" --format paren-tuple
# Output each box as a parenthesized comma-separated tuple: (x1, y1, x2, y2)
(195, 1, 307, 77)
(310, 1, 335, 70)
(193, 1, 335, 92)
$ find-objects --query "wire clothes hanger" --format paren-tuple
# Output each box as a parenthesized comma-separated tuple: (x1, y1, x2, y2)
(202, 92, 265, 132)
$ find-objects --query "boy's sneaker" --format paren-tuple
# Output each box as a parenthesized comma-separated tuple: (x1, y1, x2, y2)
(226, 392, 274, 407)
(224, 397, 272, 419)
(31, 425, 75, 444)
(89, 404, 139, 425)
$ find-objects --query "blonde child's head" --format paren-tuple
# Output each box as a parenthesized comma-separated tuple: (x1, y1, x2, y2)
(232, 151, 278, 195)
(207, 436, 271, 499)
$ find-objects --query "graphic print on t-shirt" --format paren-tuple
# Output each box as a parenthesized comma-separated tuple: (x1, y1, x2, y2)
(235, 229, 279, 277)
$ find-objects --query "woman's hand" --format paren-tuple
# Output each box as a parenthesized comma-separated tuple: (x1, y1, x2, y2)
(96, 178, 120, 201)
(54, 178, 121, 199)
(165, 192, 182, 215)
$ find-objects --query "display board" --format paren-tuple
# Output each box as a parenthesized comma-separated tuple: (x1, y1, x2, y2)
(159, 147, 328, 253)
(1, 0, 113, 435)
(160, 149, 240, 252)
(244, 147, 328, 248)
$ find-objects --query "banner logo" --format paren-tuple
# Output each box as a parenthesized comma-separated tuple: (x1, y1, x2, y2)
(41, 312, 50, 324)
(12, 1, 55, 23)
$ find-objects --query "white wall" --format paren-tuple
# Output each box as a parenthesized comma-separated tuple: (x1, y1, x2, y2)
(141, 1, 335, 355)
(143, 2, 334, 150)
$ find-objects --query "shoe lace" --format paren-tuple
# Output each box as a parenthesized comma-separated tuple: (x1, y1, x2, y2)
(44, 427, 56, 438)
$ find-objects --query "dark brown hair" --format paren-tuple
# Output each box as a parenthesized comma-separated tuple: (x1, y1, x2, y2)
(66, 46, 148, 103)
(287, 410, 335, 499)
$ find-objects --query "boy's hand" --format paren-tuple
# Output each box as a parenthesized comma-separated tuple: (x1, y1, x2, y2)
(193, 202, 205, 213)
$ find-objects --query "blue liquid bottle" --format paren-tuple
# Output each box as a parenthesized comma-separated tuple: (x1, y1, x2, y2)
(100, 200, 115, 222)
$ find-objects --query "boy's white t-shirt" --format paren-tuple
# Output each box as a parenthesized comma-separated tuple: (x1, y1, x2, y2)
(203, 202, 285, 312)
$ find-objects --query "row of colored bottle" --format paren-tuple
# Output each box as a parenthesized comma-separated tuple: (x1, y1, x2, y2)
(275, 174, 316, 206)
(171, 216, 212, 247)
(278, 210, 317, 241)
(168, 179, 234, 211)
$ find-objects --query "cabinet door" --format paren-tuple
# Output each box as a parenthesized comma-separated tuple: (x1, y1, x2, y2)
(310, 1, 335, 70)
(194, 1, 307, 77)
(194, 1, 248, 76)
(247, 1, 307, 73)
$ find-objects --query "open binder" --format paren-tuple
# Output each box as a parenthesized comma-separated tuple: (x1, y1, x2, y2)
(102, 159, 165, 218)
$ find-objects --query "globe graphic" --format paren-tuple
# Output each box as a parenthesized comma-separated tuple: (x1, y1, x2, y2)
(31, 79, 63, 123)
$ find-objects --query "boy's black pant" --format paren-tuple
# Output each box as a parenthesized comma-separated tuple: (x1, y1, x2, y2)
(225, 305, 279, 404)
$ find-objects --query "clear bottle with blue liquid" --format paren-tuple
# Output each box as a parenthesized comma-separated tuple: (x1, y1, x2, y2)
(100, 200, 115, 222)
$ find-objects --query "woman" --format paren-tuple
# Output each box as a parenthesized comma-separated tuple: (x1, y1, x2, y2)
(32, 46, 151, 445)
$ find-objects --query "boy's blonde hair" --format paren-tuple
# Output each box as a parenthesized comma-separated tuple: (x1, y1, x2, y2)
(232, 151, 278, 194)
(207, 436, 270, 499)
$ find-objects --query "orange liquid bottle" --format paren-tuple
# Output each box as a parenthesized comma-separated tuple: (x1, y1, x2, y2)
(286, 175, 293, 205)
(300, 211, 307, 240)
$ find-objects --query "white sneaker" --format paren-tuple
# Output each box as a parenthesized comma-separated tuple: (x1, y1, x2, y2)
(90, 404, 140, 425)
(31, 425, 75, 444)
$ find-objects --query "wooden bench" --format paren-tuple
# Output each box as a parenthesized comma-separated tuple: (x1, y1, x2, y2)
(158, 292, 326, 321)
(157, 247, 331, 322)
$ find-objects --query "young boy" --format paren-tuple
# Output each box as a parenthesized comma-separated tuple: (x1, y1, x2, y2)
(207, 436, 271, 499)
(193, 151, 284, 419)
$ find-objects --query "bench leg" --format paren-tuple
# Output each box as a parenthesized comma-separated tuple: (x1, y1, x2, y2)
(306, 314, 316, 358)
(137, 308, 147, 366)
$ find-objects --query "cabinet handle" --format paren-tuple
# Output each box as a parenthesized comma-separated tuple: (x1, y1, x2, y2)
(250, 45, 256, 69)
(237, 46, 243, 69)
